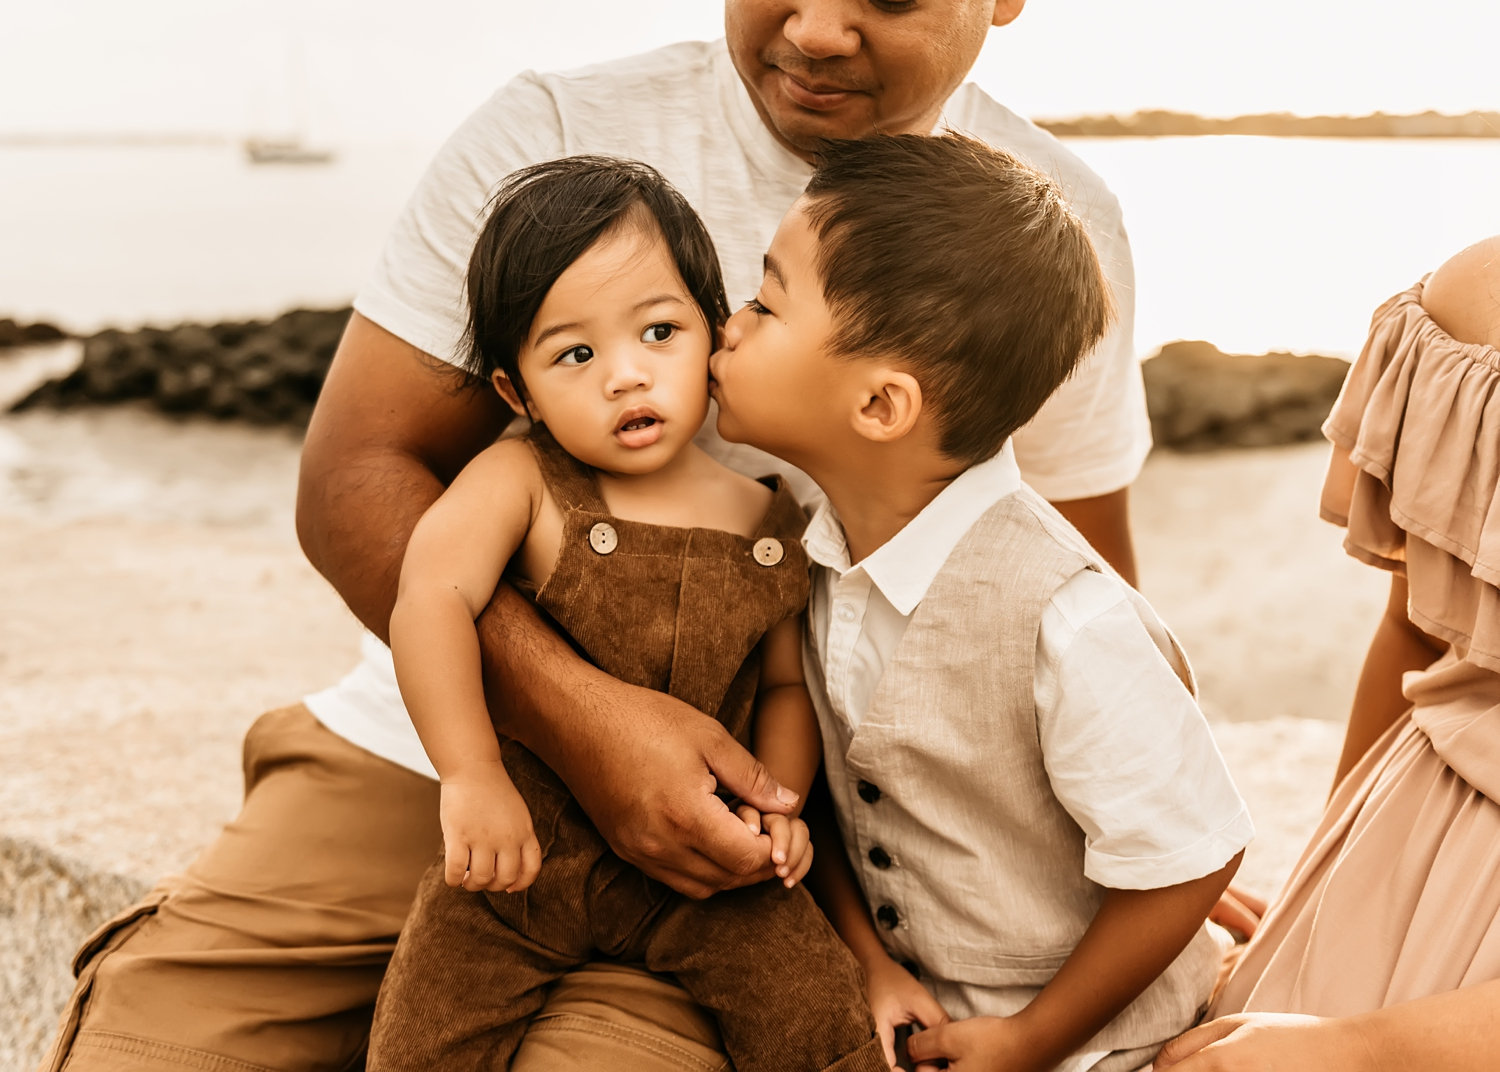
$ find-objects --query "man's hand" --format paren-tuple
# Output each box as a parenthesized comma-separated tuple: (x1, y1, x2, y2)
(1152, 1012, 1370, 1071)
(560, 683, 799, 899)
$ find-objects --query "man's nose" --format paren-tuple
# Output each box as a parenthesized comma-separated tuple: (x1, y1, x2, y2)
(784, 0, 861, 60)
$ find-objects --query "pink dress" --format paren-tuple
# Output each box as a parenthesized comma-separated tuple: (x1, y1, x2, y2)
(1214, 280, 1500, 1017)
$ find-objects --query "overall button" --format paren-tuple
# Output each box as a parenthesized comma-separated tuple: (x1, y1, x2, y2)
(876, 904, 901, 930)
(857, 780, 881, 804)
(752, 537, 784, 566)
(868, 846, 893, 870)
(588, 522, 618, 555)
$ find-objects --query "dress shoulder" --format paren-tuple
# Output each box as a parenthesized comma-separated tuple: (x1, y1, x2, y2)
(1321, 280, 1500, 668)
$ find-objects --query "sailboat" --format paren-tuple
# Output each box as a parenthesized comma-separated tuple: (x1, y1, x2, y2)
(244, 38, 334, 166)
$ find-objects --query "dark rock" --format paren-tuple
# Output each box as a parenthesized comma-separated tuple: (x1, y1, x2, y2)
(0, 318, 69, 348)
(9, 307, 351, 427)
(1143, 340, 1351, 451)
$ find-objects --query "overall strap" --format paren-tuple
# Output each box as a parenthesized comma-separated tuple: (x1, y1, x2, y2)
(524, 424, 609, 513)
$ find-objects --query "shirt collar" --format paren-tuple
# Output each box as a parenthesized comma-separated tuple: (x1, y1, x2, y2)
(802, 440, 1022, 615)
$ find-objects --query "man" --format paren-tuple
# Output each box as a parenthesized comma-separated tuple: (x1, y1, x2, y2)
(44, 3, 1150, 1070)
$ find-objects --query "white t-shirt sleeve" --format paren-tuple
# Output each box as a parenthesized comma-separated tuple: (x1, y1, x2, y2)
(1034, 569, 1253, 890)
(353, 72, 567, 365)
(1012, 208, 1152, 502)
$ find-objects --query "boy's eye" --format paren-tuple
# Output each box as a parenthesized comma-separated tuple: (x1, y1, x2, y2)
(642, 323, 675, 343)
(556, 345, 593, 366)
(743, 297, 770, 316)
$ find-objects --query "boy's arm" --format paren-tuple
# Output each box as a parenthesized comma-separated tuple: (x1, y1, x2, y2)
(297, 316, 786, 897)
(907, 853, 1243, 1072)
(750, 614, 822, 808)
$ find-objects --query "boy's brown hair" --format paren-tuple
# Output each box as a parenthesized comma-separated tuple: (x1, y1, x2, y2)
(803, 132, 1114, 466)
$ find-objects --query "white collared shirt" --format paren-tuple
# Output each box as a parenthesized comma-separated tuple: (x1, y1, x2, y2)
(803, 444, 1252, 890)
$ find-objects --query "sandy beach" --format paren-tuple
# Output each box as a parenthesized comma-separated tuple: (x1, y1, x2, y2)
(0, 360, 1381, 1067)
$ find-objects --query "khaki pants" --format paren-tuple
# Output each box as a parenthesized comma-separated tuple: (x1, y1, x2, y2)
(42, 705, 731, 1072)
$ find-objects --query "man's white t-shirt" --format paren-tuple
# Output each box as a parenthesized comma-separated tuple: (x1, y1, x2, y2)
(307, 39, 1153, 776)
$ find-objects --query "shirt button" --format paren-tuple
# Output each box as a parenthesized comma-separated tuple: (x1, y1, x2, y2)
(588, 522, 618, 555)
(752, 537, 784, 566)
(868, 846, 893, 869)
(876, 904, 901, 930)
(836, 603, 856, 623)
(857, 780, 881, 804)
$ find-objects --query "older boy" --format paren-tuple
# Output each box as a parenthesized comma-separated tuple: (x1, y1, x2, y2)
(711, 134, 1252, 1072)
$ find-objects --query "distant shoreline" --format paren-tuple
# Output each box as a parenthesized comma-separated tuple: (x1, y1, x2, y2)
(1037, 109, 1500, 139)
(4, 110, 1499, 147)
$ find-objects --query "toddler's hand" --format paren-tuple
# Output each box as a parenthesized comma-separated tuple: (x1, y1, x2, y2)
(863, 953, 950, 1070)
(762, 812, 812, 887)
(733, 806, 812, 887)
(439, 760, 542, 893)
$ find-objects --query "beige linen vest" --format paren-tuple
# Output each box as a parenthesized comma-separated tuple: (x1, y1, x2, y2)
(808, 486, 1220, 1070)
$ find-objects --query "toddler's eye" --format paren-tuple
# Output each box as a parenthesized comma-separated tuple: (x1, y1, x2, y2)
(743, 297, 770, 316)
(556, 345, 593, 366)
(642, 323, 675, 343)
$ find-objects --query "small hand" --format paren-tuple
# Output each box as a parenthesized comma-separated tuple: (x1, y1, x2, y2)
(862, 953, 950, 1070)
(736, 806, 813, 887)
(905, 1015, 1046, 1072)
(439, 760, 542, 893)
(1152, 1012, 1365, 1071)
(1207, 885, 1268, 941)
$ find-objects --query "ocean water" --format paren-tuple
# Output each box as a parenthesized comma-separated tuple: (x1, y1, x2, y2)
(4, 136, 1500, 357)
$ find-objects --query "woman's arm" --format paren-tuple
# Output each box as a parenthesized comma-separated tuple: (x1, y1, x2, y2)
(1155, 980, 1500, 1071)
(1332, 574, 1446, 789)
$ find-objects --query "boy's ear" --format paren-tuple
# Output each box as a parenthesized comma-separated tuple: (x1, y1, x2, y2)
(491, 370, 533, 419)
(850, 366, 923, 445)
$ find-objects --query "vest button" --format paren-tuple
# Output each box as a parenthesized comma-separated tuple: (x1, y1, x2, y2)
(752, 537, 784, 566)
(876, 904, 901, 930)
(868, 846, 893, 869)
(588, 522, 618, 555)
(857, 780, 881, 804)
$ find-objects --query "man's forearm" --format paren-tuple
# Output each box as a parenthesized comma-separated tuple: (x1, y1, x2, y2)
(297, 446, 445, 642)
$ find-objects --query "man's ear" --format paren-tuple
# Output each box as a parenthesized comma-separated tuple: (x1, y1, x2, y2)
(851, 367, 923, 444)
(491, 370, 533, 420)
(991, 0, 1026, 28)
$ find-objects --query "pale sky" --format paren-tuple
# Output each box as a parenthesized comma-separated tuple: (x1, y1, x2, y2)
(2, 1, 1496, 141)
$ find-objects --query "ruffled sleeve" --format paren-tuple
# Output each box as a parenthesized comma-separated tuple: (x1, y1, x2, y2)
(1321, 280, 1500, 672)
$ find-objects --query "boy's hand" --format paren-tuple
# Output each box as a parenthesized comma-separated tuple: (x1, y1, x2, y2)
(439, 759, 542, 893)
(904, 1014, 1048, 1072)
(862, 953, 950, 1070)
(735, 806, 813, 887)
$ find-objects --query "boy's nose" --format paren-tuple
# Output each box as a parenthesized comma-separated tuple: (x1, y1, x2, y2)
(784, 1, 861, 60)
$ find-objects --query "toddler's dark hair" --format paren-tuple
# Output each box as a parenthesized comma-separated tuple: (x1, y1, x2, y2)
(803, 132, 1114, 466)
(462, 155, 729, 397)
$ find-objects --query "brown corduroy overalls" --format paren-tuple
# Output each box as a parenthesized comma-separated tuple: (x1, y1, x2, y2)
(368, 429, 886, 1072)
